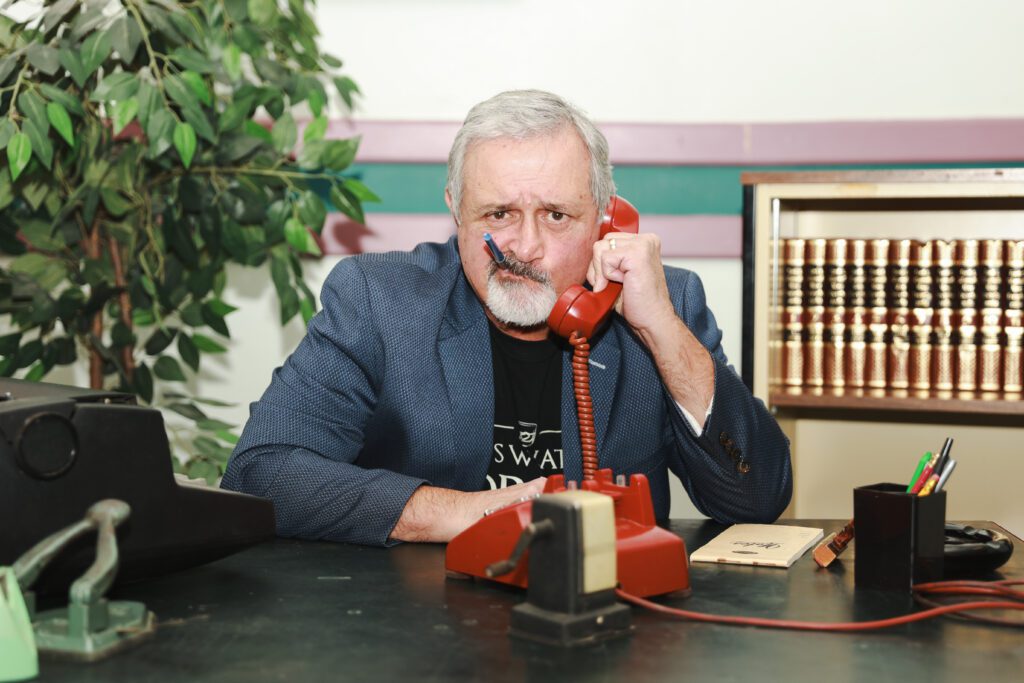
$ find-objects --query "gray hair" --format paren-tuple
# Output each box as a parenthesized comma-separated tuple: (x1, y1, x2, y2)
(446, 90, 615, 224)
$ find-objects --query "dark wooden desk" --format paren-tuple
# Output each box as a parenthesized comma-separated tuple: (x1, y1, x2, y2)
(37, 520, 1023, 682)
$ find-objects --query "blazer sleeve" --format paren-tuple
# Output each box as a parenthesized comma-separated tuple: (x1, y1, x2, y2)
(221, 257, 427, 546)
(662, 269, 793, 523)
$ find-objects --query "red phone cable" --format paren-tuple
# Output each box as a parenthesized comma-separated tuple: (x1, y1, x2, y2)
(616, 579, 1024, 632)
(569, 332, 598, 481)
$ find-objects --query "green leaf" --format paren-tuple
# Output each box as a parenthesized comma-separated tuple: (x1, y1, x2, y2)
(197, 418, 234, 432)
(214, 429, 240, 445)
(146, 108, 175, 158)
(0, 332, 22, 356)
(45, 102, 75, 146)
(24, 362, 46, 382)
(243, 120, 272, 143)
(178, 333, 200, 372)
(334, 75, 361, 110)
(168, 401, 207, 422)
(303, 115, 328, 143)
(111, 321, 134, 347)
(134, 362, 154, 403)
(300, 296, 315, 324)
(297, 191, 327, 231)
(81, 30, 112, 77)
(154, 355, 187, 382)
(222, 43, 242, 81)
(248, 0, 278, 24)
(321, 137, 360, 171)
(200, 304, 230, 338)
(0, 119, 15, 150)
(23, 118, 53, 169)
(10, 252, 66, 290)
(207, 299, 238, 317)
(145, 328, 177, 355)
(181, 70, 212, 106)
(285, 216, 309, 253)
(16, 91, 48, 130)
(136, 81, 159, 127)
(173, 122, 197, 168)
(112, 97, 139, 136)
(110, 14, 142, 63)
(330, 185, 365, 225)
(172, 47, 215, 74)
(271, 112, 296, 153)
(38, 84, 85, 116)
(307, 88, 325, 118)
(100, 187, 133, 216)
(164, 74, 200, 111)
(342, 178, 381, 203)
(7, 132, 31, 181)
(91, 72, 139, 103)
(58, 46, 88, 88)
(191, 333, 227, 353)
(26, 44, 60, 75)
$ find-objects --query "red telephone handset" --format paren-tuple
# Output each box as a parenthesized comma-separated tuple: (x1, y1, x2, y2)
(546, 196, 640, 339)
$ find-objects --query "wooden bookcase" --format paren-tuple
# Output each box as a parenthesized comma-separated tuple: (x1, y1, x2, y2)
(741, 170, 1024, 534)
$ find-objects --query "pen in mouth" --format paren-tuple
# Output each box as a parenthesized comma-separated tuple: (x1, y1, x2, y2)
(483, 233, 505, 264)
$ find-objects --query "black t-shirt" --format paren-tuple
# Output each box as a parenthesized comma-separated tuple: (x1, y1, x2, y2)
(484, 322, 563, 490)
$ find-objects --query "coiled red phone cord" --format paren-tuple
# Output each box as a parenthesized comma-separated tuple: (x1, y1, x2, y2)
(569, 332, 598, 481)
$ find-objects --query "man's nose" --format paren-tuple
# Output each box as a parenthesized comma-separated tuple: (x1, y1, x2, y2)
(509, 214, 543, 262)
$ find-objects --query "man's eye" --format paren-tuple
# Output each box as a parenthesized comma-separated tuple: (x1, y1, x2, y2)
(550, 212, 565, 221)
(491, 211, 507, 220)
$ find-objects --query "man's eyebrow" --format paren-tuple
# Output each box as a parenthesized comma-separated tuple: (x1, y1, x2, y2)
(541, 202, 584, 213)
(476, 203, 513, 213)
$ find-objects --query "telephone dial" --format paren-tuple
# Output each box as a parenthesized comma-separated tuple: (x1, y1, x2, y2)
(446, 197, 691, 598)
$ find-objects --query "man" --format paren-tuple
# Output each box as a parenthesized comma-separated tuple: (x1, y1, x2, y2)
(222, 90, 792, 546)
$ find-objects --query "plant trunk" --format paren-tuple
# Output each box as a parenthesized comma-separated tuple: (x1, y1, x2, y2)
(109, 235, 135, 383)
(86, 217, 103, 390)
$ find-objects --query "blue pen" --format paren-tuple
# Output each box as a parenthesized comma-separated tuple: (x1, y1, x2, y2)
(483, 233, 505, 263)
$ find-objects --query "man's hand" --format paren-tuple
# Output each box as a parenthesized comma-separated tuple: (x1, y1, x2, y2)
(390, 477, 548, 543)
(586, 232, 715, 426)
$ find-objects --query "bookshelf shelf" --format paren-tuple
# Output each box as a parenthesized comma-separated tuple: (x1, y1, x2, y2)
(768, 390, 1024, 417)
(741, 170, 1024, 524)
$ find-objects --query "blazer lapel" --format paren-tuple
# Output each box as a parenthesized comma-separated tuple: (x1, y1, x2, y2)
(438, 275, 493, 486)
(560, 325, 621, 481)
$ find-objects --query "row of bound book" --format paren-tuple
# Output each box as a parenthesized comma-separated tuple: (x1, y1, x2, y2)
(776, 237, 1024, 394)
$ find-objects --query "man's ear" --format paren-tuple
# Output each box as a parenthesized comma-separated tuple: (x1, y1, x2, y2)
(444, 188, 458, 226)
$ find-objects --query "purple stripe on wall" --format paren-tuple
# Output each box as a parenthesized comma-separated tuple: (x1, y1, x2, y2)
(320, 213, 741, 258)
(327, 118, 1024, 166)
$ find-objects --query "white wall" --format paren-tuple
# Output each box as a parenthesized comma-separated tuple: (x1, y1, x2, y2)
(320, 0, 1024, 122)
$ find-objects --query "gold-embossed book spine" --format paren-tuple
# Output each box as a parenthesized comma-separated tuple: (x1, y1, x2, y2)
(956, 240, 980, 392)
(804, 239, 827, 387)
(888, 240, 912, 390)
(910, 241, 934, 391)
(846, 240, 868, 388)
(866, 239, 890, 389)
(1005, 240, 1024, 394)
(979, 240, 1004, 392)
(932, 240, 956, 392)
(824, 239, 848, 388)
(783, 239, 806, 387)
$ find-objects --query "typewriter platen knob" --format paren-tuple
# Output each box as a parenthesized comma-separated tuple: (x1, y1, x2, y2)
(15, 412, 79, 480)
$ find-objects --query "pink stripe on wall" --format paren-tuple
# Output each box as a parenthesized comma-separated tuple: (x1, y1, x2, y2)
(320, 214, 741, 258)
(329, 118, 1024, 166)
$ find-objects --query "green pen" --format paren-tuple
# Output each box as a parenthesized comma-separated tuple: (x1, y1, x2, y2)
(906, 451, 932, 492)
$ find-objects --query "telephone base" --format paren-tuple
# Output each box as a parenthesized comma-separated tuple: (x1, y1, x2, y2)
(445, 470, 690, 598)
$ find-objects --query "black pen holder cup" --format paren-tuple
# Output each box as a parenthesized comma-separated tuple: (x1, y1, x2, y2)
(853, 483, 945, 592)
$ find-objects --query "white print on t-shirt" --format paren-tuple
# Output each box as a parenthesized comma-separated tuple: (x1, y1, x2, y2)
(487, 422, 562, 490)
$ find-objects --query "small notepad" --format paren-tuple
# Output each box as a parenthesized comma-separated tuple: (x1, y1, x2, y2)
(690, 524, 824, 568)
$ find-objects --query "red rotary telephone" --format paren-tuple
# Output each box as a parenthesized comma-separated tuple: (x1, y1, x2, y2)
(445, 197, 691, 598)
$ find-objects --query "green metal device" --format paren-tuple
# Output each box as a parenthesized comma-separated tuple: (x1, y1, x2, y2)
(0, 566, 37, 682)
(12, 499, 155, 662)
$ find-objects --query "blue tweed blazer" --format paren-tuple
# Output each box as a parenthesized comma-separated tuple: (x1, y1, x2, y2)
(222, 238, 792, 546)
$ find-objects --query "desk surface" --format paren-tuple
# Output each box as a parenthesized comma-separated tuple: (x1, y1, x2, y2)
(37, 520, 1023, 682)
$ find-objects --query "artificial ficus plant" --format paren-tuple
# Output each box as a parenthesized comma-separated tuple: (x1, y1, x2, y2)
(0, 0, 378, 481)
